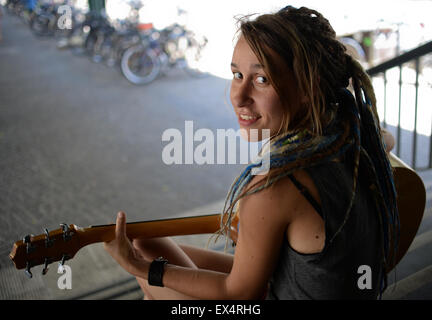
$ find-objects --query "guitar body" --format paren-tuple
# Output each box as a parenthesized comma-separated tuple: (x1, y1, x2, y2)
(387, 152, 426, 272)
(9, 152, 426, 277)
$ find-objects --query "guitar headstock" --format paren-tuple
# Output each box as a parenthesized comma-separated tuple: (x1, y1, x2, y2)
(9, 223, 83, 278)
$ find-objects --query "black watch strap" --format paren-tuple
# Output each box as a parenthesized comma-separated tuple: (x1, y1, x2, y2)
(148, 257, 168, 287)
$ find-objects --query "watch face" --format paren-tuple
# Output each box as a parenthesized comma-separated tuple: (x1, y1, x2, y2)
(156, 257, 168, 263)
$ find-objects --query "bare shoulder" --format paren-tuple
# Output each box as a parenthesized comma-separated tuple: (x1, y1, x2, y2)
(238, 171, 302, 226)
(237, 168, 323, 240)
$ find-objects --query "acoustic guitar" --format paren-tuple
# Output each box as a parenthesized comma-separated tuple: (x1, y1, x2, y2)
(9, 152, 425, 277)
(386, 152, 426, 272)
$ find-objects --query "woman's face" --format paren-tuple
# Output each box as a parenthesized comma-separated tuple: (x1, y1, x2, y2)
(230, 36, 286, 141)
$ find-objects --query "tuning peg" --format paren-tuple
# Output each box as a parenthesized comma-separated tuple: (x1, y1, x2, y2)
(42, 258, 51, 275)
(23, 234, 35, 254)
(60, 223, 69, 232)
(25, 261, 33, 279)
(44, 228, 54, 248)
(57, 254, 69, 273)
(60, 223, 71, 242)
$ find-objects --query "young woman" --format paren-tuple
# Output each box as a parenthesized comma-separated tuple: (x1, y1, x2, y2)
(104, 6, 399, 300)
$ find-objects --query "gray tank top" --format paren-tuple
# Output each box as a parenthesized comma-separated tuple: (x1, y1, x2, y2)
(266, 157, 383, 300)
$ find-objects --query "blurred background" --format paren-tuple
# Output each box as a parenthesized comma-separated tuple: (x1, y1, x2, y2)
(0, 0, 431, 300)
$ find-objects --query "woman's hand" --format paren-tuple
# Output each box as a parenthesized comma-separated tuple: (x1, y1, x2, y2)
(103, 211, 149, 277)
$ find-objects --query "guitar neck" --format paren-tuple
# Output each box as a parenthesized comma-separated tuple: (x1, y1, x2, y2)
(78, 213, 225, 247)
(9, 213, 237, 271)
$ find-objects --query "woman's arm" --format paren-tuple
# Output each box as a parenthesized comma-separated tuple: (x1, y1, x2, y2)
(104, 178, 292, 299)
(179, 244, 234, 274)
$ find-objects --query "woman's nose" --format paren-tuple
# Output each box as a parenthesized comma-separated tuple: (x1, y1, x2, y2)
(230, 81, 253, 108)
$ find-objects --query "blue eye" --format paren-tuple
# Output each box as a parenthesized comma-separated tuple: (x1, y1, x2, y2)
(256, 76, 267, 84)
(233, 72, 242, 80)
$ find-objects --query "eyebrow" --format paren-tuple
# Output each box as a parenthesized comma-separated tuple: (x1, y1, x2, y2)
(230, 62, 264, 70)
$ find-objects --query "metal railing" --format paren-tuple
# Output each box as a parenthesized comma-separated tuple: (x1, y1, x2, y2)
(367, 41, 432, 171)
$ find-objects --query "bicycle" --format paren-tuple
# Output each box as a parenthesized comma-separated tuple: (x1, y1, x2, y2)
(120, 23, 208, 85)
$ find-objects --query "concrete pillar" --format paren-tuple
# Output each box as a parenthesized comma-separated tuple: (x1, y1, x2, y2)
(88, 0, 105, 13)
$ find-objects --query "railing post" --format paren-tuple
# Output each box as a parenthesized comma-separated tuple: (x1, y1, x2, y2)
(412, 58, 420, 170)
(383, 71, 387, 129)
(397, 65, 402, 157)
(430, 118, 432, 168)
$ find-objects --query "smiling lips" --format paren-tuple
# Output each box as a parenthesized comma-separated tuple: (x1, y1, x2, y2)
(238, 113, 261, 126)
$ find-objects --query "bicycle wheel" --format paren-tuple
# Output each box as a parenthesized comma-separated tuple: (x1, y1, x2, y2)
(121, 45, 161, 85)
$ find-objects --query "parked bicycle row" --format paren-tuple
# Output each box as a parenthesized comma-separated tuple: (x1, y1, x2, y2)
(4, 0, 209, 85)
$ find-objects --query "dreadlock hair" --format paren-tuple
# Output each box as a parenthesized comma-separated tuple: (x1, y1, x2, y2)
(215, 5, 400, 298)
